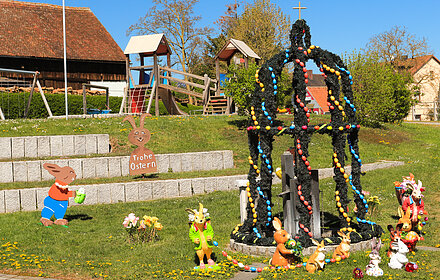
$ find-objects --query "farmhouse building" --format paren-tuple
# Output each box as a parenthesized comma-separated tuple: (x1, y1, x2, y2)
(304, 70, 329, 114)
(396, 55, 440, 121)
(0, 0, 126, 91)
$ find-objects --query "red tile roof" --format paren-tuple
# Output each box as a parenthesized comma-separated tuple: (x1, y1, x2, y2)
(0, 0, 125, 62)
(394, 55, 440, 75)
(307, 86, 329, 113)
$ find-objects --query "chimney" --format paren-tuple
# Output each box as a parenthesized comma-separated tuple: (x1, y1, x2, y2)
(307, 70, 314, 80)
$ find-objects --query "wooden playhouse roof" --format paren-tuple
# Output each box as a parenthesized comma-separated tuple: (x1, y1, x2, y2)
(0, 0, 125, 62)
(124, 33, 172, 56)
(215, 39, 261, 61)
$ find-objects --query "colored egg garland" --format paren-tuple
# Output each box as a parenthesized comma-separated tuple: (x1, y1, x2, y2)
(220, 246, 352, 274)
(233, 19, 382, 249)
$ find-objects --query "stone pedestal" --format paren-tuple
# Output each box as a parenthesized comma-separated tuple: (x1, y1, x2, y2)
(236, 179, 248, 224)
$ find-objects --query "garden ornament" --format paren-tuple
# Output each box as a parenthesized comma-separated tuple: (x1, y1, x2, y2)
(397, 207, 420, 251)
(387, 224, 402, 257)
(394, 173, 427, 227)
(270, 217, 297, 267)
(365, 237, 383, 277)
(305, 239, 326, 273)
(353, 267, 364, 278)
(405, 262, 418, 272)
(186, 203, 215, 269)
(332, 231, 351, 259)
(40, 163, 85, 227)
(388, 237, 409, 269)
(123, 113, 157, 175)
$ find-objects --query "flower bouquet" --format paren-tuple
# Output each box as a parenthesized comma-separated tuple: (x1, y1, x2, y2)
(123, 213, 163, 243)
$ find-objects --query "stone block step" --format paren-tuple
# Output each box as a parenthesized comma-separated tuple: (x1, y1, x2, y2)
(0, 174, 247, 213)
(0, 134, 110, 160)
(0, 150, 234, 183)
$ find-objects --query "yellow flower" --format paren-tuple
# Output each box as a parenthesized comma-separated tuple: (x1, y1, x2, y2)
(143, 216, 152, 227)
(154, 222, 163, 231)
(151, 216, 159, 223)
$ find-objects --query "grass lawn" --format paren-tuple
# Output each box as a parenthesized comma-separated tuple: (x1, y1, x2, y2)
(0, 116, 440, 279)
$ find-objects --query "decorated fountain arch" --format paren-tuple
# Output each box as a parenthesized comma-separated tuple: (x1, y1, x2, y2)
(231, 19, 383, 248)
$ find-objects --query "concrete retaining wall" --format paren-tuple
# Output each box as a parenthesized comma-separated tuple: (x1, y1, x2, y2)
(0, 150, 234, 183)
(0, 134, 110, 159)
(0, 174, 247, 213)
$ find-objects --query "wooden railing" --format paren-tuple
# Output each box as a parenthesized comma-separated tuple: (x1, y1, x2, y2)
(158, 66, 219, 105)
(124, 63, 231, 115)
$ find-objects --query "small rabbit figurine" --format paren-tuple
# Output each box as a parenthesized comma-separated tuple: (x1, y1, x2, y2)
(40, 163, 84, 227)
(306, 239, 326, 273)
(395, 174, 427, 228)
(387, 224, 402, 257)
(123, 114, 157, 175)
(332, 231, 351, 259)
(366, 237, 383, 277)
(270, 217, 296, 267)
(186, 203, 215, 269)
(388, 237, 409, 269)
(398, 207, 413, 232)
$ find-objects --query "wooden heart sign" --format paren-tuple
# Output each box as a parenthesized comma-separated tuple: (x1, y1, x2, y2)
(123, 114, 158, 175)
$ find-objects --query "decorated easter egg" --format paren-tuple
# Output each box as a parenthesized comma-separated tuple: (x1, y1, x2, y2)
(285, 239, 297, 249)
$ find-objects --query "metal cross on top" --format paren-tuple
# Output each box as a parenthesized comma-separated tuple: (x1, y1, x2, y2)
(293, 1, 307, 19)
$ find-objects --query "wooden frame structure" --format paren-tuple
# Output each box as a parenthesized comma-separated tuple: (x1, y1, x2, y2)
(82, 84, 110, 115)
(0, 68, 53, 119)
(122, 34, 225, 116)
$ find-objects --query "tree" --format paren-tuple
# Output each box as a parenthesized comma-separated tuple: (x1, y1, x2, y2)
(190, 34, 227, 79)
(344, 51, 417, 127)
(216, 1, 240, 35)
(127, 0, 212, 76)
(223, 62, 290, 115)
(367, 26, 431, 63)
(226, 0, 291, 61)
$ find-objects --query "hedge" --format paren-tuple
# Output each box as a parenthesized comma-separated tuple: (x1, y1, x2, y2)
(0, 92, 122, 119)
(0, 92, 203, 119)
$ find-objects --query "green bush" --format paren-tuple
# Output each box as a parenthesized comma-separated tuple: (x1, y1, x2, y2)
(223, 62, 290, 115)
(344, 52, 417, 127)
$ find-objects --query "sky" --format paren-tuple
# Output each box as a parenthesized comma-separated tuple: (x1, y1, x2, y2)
(18, 0, 440, 65)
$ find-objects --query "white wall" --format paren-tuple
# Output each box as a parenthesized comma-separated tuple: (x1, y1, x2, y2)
(89, 81, 127, 97)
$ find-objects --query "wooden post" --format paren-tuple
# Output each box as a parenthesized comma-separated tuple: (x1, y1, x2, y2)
(24, 72, 38, 118)
(140, 54, 144, 85)
(244, 56, 248, 69)
(37, 80, 53, 117)
(280, 152, 321, 238)
(82, 84, 87, 115)
(105, 88, 109, 110)
(310, 169, 321, 238)
(215, 58, 220, 84)
(280, 152, 296, 236)
(153, 53, 159, 116)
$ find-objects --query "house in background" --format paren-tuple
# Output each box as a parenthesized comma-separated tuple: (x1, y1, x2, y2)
(304, 70, 329, 114)
(397, 55, 440, 121)
(0, 0, 126, 96)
